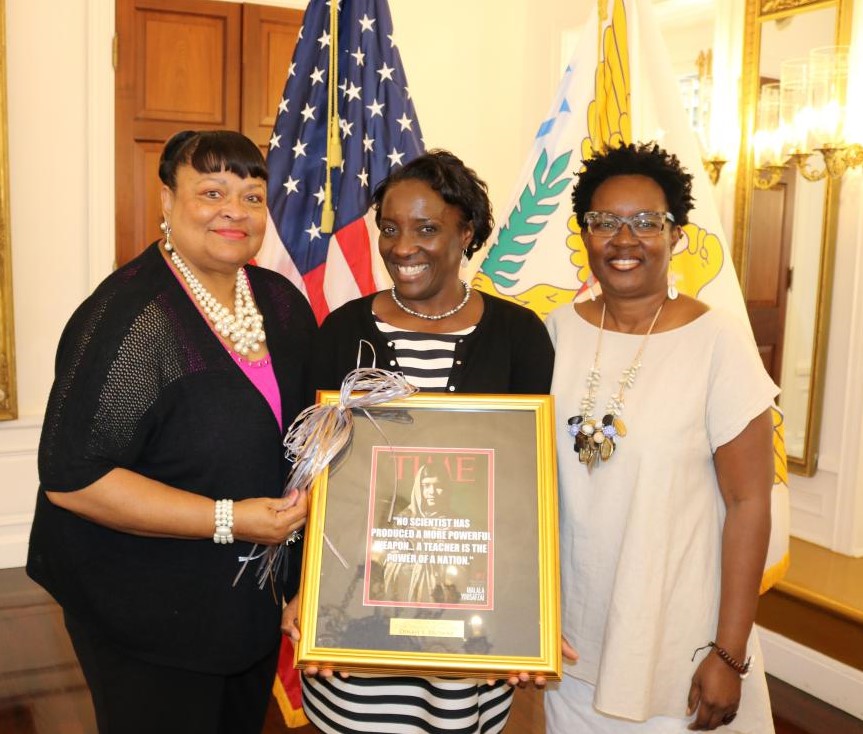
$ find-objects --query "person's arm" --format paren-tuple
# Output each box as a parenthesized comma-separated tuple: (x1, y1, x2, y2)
(309, 306, 361, 393)
(687, 408, 773, 731)
(46, 468, 307, 545)
(510, 309, 555, 393)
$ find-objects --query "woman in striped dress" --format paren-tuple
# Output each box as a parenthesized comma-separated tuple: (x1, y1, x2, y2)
(290, 150, 554, 734)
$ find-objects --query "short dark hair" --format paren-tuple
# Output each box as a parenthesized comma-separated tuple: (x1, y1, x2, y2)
(571, 142, 694, 227)
(371, 150, 494, 260)
(158, 130, 268, 189)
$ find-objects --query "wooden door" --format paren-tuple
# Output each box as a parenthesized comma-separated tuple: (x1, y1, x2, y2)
(115, 0, 303, 266)
(115, 0, 241, 266)
(242, 4, 302, 155)
(745, 168, 795, 384)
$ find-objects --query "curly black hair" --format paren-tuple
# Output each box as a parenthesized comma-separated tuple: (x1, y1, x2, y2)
(371, 150, 494, 260)
(159, 130, 268, 190)
(571, 142, 694, 228)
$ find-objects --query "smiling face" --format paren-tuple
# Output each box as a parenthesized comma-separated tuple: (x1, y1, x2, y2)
(582, 174, 681, 301)
(161, 164, 267, 277)
(378, 179, 473, 312)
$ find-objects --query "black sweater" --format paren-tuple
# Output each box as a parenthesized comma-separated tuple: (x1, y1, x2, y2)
(27, 243, 316, 674)
(313, 291, 554, 394)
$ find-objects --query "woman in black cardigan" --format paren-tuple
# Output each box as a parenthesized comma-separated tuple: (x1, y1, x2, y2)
(293, 150, 554, 734)
(27, 131, 316, 734)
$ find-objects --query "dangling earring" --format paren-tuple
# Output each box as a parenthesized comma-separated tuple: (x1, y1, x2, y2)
(160, 220, 173, 252)
(460, 250, 469, 269)
(667, 267, 680, 300)
(586, 272, 598, 301)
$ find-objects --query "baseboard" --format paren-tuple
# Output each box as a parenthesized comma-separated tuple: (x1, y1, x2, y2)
(0, 513, 32, 570)
(0, 417, 40, 570)
(758, 625, 863, 719)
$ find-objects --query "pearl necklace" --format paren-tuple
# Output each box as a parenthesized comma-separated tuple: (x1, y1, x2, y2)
(567, 299, 666, 469)
(391, 280, 472, 321)
(169, 248, 266, 355)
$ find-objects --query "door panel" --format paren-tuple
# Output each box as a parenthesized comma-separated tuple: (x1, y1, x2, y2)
(116, 0, 241, 266)
(135, 141, 165, 257)
(116, 0, 302, 266)
(137, 11, 232, 124)
(242, 4, 303, 150)
(745, 170, 794, 385)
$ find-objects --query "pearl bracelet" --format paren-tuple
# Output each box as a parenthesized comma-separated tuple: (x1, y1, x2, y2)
(214, 499, 234, 544)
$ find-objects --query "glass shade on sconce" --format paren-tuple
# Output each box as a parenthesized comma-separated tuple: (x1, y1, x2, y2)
(755, 83, 783, 166)
(751, 42, 860, 190)
(808, 46, 848, 148)
(753, 83, 786, 189)
(806, 46, 863, 177)
(780, 58, 811, 156)
(695, 73, 728, 185)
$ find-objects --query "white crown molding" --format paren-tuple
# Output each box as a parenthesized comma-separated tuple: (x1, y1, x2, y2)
(652, 0, 716, 27)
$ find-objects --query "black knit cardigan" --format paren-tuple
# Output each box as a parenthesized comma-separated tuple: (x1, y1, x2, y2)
(27, 243, 317, 674)
(312, 290, 554, 394)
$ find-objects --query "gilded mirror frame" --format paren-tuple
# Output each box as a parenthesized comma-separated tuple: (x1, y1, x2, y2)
(0, 0, 16, 422)
(733, 0, 853, 475)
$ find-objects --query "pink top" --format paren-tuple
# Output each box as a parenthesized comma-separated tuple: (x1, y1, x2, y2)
(166, 256, 283, 430)
(229, 352, 283, 431)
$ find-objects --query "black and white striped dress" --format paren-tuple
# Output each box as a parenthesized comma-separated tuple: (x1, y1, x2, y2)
(374, 318, 473, 391)
(302, 675, 514, 734)
(300, 317, 514, 734)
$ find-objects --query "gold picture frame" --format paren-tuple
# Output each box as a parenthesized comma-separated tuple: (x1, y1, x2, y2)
(296, 392, 561, 680)
(0, 0, 16, 421)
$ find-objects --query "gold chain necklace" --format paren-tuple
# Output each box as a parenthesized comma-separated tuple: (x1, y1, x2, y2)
(567, 299, 666, 469)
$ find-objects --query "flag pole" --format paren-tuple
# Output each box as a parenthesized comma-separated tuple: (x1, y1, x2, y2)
(322, 0, 341, 233)
(594, 0, 610, 154)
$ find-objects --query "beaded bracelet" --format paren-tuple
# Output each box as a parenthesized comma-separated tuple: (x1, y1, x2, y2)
(692, 642, 752, 679)
(214, 499, 234, 544)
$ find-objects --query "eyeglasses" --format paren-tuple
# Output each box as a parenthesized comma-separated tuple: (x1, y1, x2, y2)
(583, 211, 675, 237)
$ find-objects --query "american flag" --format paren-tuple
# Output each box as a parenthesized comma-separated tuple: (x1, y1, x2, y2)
(257, 0, 425, 323)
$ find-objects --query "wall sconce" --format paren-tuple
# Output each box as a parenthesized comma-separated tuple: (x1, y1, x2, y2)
(753, 82, 787, 189)
(694, 49, 728, 185)
(702, 156, 727, 185)
(753, 46, 861, 189)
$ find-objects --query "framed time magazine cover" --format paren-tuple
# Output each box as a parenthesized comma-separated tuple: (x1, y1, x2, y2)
(296, 392, 561, 680)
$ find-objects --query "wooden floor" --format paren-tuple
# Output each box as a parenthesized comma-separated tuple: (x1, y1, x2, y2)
(261, 676, 863, 734)
(1, 567, 861, 733)
(777, 537, 863, 618)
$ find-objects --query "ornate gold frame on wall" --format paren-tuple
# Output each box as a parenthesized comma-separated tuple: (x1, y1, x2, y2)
(0, 0, 17, 421)
(732, 0, 853, 475)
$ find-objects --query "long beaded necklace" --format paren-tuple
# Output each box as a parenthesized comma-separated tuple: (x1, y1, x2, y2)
(391, 280, 471, 321)
(567, 298, 666, 469)
(169, 247, 266, 356)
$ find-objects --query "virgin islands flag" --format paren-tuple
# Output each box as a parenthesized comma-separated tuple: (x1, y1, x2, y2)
(471, 0, 789, 591)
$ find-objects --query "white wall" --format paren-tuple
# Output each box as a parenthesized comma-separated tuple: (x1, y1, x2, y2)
(0, 0, 91, 566)
(791, 171, 863, 555)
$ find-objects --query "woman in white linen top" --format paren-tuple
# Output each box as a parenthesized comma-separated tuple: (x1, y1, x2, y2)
(544, 142, 778, 733)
